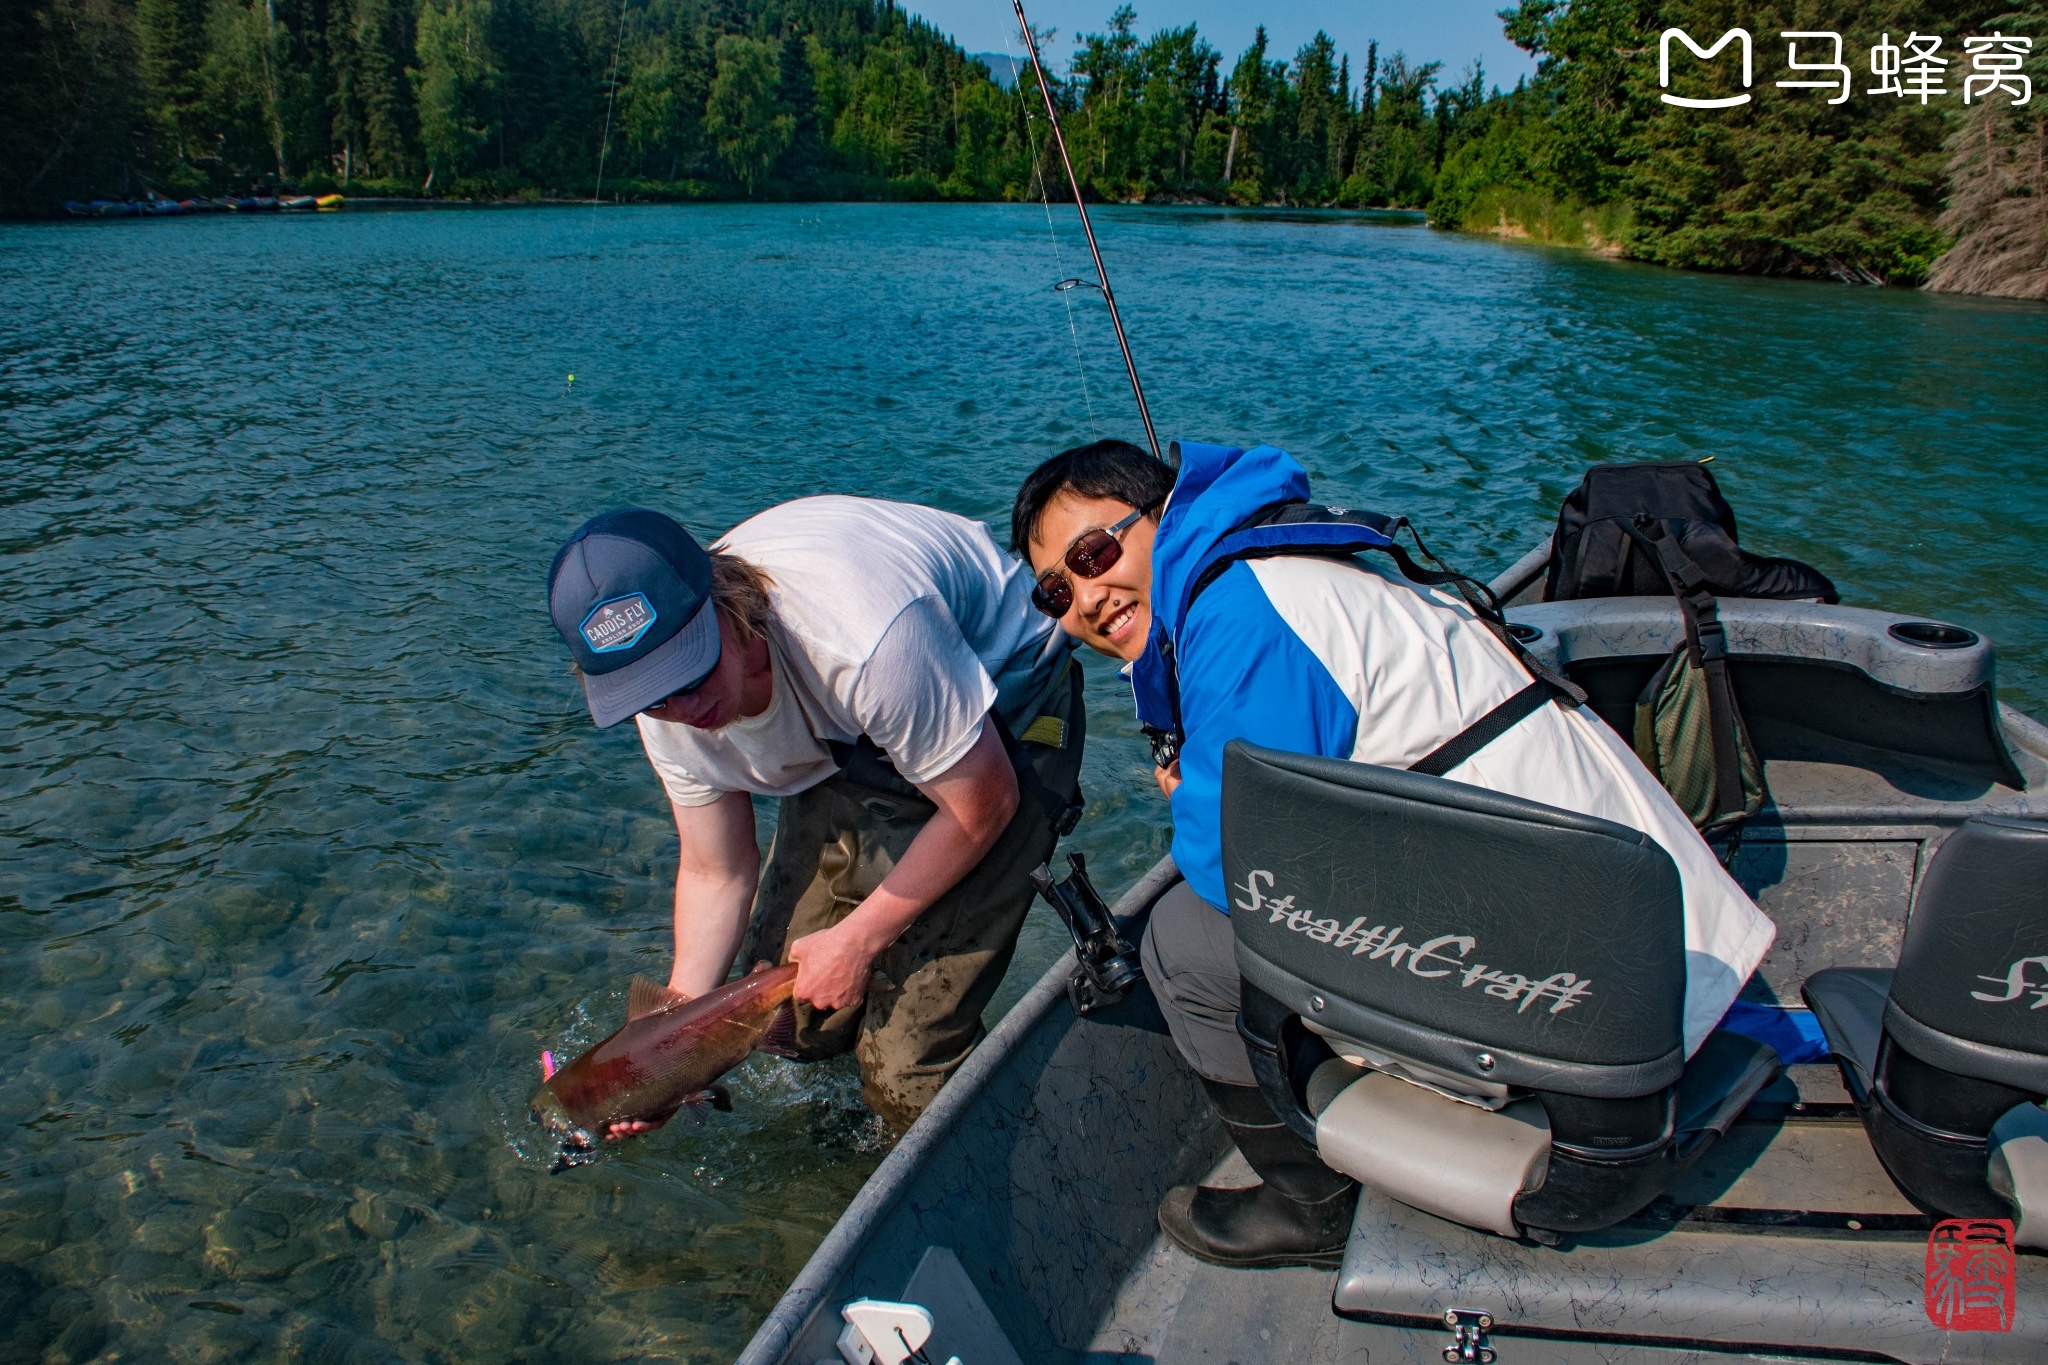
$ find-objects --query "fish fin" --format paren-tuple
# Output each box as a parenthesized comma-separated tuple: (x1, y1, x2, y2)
(627, 975, 687, 1021)
(756, 1001, 802, 1058)
(680, 1087, 732, 1121)
(748, 959, 778, 976)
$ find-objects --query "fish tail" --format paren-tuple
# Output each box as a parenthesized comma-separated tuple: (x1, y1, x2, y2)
(550, 1142, 597, 1174)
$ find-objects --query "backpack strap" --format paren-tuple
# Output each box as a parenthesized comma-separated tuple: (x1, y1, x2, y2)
(1409, 681, 1556, 777)
(1141, 503, 1585, 773)
(1140, 509, 1402, 768)
(1390, 521, 1586, 709)
(1621, 517, 1750, 825)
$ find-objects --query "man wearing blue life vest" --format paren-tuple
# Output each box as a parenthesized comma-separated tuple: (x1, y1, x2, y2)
(1012, 439, 1774, 1268)
(547, 499, 1083, 1131)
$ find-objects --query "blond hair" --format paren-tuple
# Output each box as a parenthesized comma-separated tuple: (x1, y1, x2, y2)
(709, 552, 775, 643)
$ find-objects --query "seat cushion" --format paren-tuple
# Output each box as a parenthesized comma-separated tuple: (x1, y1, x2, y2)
(1990, 1102, 2048, 1249)
(1316, 1071, 1552, 1239)
(1801, 967, 1894, 1096)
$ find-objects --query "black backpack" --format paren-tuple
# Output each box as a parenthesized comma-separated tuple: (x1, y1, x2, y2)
(1542, 462, 1836, 848)
(1545, 461, 1837, 604)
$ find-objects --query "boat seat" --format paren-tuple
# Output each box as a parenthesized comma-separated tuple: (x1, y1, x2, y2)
(1504, 597, 2028, 791)
(1222, 740, 1779, 1239)
(1803, 815, 2048, 1240)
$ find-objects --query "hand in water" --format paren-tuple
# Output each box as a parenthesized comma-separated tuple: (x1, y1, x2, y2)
(788, 921, 882, 1011)
(604, 1116, 664, 1141)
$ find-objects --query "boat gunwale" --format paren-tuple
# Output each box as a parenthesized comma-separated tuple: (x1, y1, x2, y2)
(731, 855, 1185, 1365)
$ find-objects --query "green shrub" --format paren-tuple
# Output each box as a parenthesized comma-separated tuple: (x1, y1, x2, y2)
(1458, 184, 1633, 250)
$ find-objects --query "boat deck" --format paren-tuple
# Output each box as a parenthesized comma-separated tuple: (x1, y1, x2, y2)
(738, 681, 2048, 1365)
(1081, 1062, 1940, 1365)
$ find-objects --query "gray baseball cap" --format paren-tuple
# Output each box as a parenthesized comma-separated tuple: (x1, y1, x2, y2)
(546, 508, 721, 727)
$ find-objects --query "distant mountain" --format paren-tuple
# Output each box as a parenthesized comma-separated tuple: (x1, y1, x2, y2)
(971, 52, 1026, 90)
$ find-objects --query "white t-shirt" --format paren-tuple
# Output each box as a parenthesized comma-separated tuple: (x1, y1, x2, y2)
(1243, 555, 1777, 1058)
(637, 497, 1068, 808)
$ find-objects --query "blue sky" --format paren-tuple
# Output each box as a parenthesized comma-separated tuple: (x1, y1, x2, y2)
(908, 1, 1539, 95)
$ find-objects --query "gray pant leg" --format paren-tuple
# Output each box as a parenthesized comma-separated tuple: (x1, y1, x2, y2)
(1140, 880, 1255, 1087)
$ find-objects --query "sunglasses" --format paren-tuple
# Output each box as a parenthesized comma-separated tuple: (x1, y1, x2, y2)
(642, 681, 703, 716)
(1032, 507, 1149, 618)
(641, 657, 723, 717)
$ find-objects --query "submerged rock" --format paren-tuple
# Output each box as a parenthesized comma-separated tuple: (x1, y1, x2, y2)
(346, 1191, 410, 1241)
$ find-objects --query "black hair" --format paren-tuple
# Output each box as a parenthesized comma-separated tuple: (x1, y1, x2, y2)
(1009, 439, 1177, 555)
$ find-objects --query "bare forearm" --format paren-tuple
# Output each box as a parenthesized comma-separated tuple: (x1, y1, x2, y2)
(670, 867, 756, 996)
(830, 806, 1001, 959)
(667, 790, 761, 998)
(786, 723, 1018, 1010)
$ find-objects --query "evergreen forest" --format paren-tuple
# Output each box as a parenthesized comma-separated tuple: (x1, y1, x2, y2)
(4, 0, 2044, 295)
(1442, 2, 2046, 294)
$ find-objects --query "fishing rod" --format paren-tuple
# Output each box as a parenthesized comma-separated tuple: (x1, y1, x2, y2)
(1011, 0, 1167, 467)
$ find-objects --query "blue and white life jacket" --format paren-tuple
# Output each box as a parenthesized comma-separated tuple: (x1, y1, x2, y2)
(1133, 443, 1784, 1061)
(1131, 462, 1577, 777)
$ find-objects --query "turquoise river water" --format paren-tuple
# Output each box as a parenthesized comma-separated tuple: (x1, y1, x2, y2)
(2, 203, 2046, 1362)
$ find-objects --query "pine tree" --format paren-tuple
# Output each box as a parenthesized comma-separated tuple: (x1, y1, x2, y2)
(1927, 19, 2048, 297)
(705, 31, 790, 192)
(1292, 32, 1337, 201)
(138, 0, 211, 166)
(334, 0, 417, 182)
(413, 0, 494, 186)
(0, 0, 139, 211)
(1223, 25, 1269, 198)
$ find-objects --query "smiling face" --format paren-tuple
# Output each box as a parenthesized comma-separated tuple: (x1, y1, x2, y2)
(1027, 490, 1158, 662)
(639, 610, 773, 729)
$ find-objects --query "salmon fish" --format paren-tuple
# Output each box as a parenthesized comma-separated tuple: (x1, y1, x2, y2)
(531, 962, 799, 1165)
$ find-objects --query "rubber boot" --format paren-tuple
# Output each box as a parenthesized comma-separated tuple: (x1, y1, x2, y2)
(1157, 1078, 1358, 1268)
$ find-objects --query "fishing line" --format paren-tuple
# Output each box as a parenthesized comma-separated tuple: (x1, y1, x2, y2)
(590, 0, 630, 231)
(571, 0, 631, 430)
(1002, 20, 1098, 436)
(1012, 0, 1165, 465)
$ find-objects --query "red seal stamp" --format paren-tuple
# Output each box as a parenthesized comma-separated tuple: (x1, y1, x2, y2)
(1925, 1218, 2016, 1332)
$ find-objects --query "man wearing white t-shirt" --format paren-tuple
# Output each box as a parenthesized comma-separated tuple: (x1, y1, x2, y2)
(546, 501, 1082, 1129)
